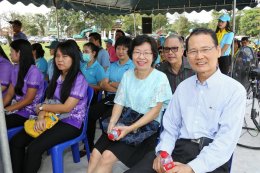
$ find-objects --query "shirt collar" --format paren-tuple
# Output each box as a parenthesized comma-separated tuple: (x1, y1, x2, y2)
(57, 75, 63, 85)
(116, 58, 132, 66)
(195, 67, 221, 88)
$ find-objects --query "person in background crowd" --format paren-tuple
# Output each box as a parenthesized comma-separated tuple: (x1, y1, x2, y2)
(46, 40, 59, 81)
(115, 29, 125, 41)
(240, 37, 255, 63)
(0, 45, 13, 97)
(3, 39, 44, 129)
(32, 43, 48, 78)
(215, 14, 234, 75)
(86, 36, 134, 152)
(89, 32, 110, 70)
(156, 34, 194, 93)
(9, 20, 27, 41)
(81, 42, 105, 102)
(9, 41, 88, 173)
(126, 28, 246, 173)
(87, 34, 172, 173)
(105, 38, 118, 63)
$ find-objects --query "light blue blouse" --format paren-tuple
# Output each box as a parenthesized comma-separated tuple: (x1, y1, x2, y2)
(80, 60, 105, 85)
(220, 32, 234, 56)
(114, 69, 172, 123)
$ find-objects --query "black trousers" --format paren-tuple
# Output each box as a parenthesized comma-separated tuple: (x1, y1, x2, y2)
(5, 114, 27, 129)
(218, 56, 230, 75)
(125, 139, 229, 173)
(9, 121, 82, 173)
(87, 94, 115, 150)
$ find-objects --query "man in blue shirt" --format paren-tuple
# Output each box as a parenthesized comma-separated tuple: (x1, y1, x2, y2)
(9, 20, 27, 41)
(46, 40, 59, 81)
(126, 28, 246, 173)
(89, 32, 110, 71)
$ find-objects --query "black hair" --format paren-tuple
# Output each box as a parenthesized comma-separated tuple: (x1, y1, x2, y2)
(89, 32, 102, 46)
(83, 42, 100, 59)
(116, 29, 125, 36)
(0, 45, 9, 61)
(241, 37, 249, 42)
(186, 28, 218, 51)
(234, 39, 241, 49)
(32, 43, 45, 59)
(215, 21, 232, 33)
(130, 35, 158, 66)
(66, 39, 81, 52)
(115, 36, 132, 57)
(46, 41, 81, 103)
(10, 39, 35, 96)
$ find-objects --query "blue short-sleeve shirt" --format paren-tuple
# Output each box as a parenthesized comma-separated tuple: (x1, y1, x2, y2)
(114, 69, 172, 123)
(220, 32, 234, 56)
(97, 48, 110, 69)
(80, 60, 105, 85)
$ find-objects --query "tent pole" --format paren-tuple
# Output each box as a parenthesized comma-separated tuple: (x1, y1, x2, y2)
(0, 87, 13, 173)
(133, 13, 137, 37)
(231, 0, 236, 77)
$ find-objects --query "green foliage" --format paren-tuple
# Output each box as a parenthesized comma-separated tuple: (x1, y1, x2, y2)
(239, 8, 260, 37)
(171, 15, 191, 37)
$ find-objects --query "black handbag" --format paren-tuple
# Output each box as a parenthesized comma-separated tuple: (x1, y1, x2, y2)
(102, 107, 160, 146)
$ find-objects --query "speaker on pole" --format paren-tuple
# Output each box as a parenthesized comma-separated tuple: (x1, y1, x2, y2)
(142, 17, 152, 34)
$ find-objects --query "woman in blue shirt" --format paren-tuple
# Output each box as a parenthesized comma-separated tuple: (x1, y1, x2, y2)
(81, 42, 105, 90)
(87, 35, 172, 173)
(215, 14, 234, 75)
(32, 43, 48, 78)
(85, 36, 135, 152)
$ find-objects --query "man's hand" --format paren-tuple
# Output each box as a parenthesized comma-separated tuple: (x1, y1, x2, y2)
(153, 155, 164, 173)
(168, 162, 194, 173)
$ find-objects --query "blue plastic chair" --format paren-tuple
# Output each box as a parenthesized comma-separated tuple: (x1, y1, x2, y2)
(7, 126, 23, 140)
(49, 87, 94, 173)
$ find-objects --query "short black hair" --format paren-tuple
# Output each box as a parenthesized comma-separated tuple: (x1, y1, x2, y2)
(89, 32, 101, 46)
(32, 43, 45, 59)
(241, 37, 249, 42)
(130, 35, 158, 66)
(116, 29, 125, 36)
(186, 28, 218, 51)
(115, 36, 132, 57)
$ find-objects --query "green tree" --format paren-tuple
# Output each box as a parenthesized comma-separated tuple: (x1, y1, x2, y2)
(34, 14, 48, 36)
(239, 8, 260, 37)
(152, 14, 168, 32)
(171, 15, 191, 37)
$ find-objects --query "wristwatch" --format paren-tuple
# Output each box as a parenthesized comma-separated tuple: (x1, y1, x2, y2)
(39, 104, 44, 111)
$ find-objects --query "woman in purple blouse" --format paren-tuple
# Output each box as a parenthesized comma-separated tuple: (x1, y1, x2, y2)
(9, 41, 88, 173)
(0, 45, 13, 97)
(3, 39, 44, 129)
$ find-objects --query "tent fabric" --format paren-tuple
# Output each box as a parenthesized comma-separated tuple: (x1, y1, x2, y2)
(6, 0, 259, 15)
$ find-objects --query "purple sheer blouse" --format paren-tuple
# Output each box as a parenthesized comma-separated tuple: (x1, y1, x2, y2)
(0, 56, 13, 97)
(53, 73, 88, 129)
(11, 65, 44, 118)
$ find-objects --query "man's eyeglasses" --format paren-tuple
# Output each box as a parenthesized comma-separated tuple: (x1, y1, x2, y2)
(133, 51, 153, 57)
(163, 47, 179, 53)
(187, 46, 216, 58)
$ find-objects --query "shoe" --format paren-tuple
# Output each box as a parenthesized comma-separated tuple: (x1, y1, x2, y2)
(80, 149, 86, 158)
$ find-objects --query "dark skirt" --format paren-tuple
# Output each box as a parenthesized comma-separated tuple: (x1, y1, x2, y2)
(95, 132, 158, 167)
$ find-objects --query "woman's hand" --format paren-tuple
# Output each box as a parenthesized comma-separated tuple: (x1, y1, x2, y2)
(107, 121, 116, 133)
(34, 111, 46, 132)
(114, 125, 132, 140)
